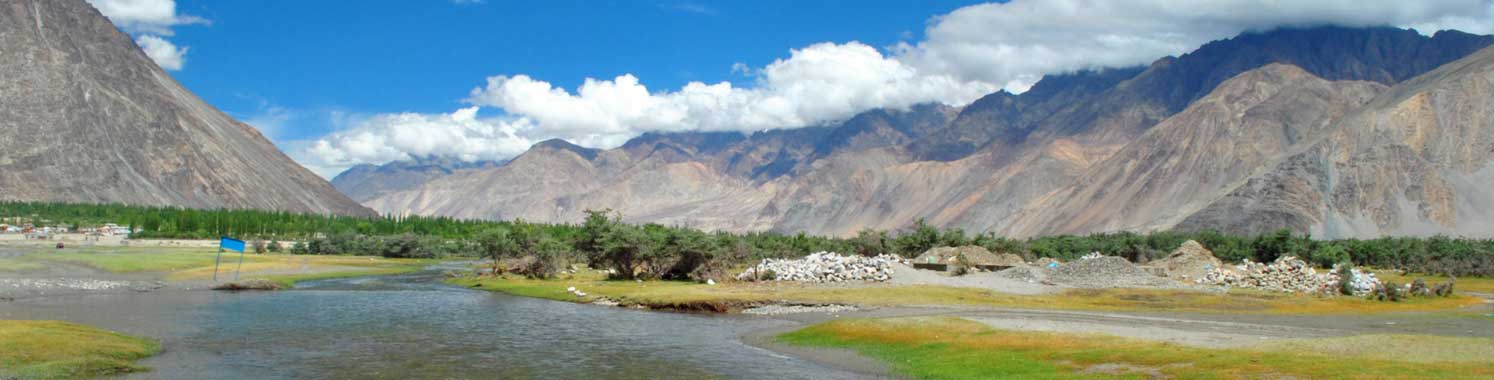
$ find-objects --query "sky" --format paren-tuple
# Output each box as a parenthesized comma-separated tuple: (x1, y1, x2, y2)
(89, 0, 1494, 178)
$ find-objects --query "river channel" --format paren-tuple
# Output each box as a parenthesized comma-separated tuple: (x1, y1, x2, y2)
(0, 269, 867, 379)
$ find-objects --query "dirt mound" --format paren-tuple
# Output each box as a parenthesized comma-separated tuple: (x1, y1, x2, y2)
(915, 246, 1023, 266)
(1146, 240, 1224, 282)
(1049, 256, 1178, 289)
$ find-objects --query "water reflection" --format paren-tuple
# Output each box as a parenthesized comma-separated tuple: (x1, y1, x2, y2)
(0, 271, 862, 380)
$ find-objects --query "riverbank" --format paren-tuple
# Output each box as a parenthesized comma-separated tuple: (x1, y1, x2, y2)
(0, 320, 160, 379)
(447, 271, 1485, 315)
(0, 245, 436, 300)
(454, 270, 1494, 379)
(778, 317, 1494, 380)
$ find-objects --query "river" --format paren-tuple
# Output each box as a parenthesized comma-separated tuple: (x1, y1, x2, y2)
(0, 269, 868, 379)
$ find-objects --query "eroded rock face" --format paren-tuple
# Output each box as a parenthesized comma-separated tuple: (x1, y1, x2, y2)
(0, 0, 371, 216)
(1182, 47, 1494, 238)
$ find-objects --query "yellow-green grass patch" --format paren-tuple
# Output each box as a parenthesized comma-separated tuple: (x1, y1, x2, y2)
(1250, 334, 1494, 364)
(779, 317, 1494, 380)
(1372, 270, 1494, 294)
(33, 247, 228, 273)
(0, 257, 44, 272)
(451, 274, 1482, 314)
(0, 320, 160, 379)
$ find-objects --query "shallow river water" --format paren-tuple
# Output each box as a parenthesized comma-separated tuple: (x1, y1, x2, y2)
(0, 270, 866, 380)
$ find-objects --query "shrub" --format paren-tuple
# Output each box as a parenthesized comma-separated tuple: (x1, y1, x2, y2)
(267, 240, 282, 253)
(1336, 264, 1356, 296)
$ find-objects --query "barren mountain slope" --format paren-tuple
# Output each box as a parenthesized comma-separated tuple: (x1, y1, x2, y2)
(1004, 64, 1386, 237)
(0, 0, 371, 215)
(1182, 46, 1494, 238)
(363, 105, 957, 229)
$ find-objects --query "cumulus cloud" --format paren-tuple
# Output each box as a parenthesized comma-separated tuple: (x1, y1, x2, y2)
(302, 0, 1494, 174)
(297, 108, 533, 177)
(465, 42, 995, 148)
(899, 0, 1494, 91)
(88, 0, 205, 71)
(133, 35, 186, 71)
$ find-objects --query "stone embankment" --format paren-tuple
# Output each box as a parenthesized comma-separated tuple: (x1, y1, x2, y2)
(1199, 256, 1381, 295)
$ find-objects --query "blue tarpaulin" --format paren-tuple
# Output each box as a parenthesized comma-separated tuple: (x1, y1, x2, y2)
(220, 237, 246, 252)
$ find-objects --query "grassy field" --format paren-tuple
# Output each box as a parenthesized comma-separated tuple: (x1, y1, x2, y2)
(779, 317, 1494, 380)
(6, 246, 433, 287)
(1250, 334, 1494, 364)
(0, 320, 160, 379)
(1374, 270, 1494, 294)
(0, 257, 44, 272)
(450, 272, 1484, 314)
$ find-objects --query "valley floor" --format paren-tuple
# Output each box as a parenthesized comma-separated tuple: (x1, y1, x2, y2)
(453, 271, 1494, 379)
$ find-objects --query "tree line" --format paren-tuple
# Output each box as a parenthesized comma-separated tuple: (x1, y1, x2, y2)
(3, 201, 1490, 276)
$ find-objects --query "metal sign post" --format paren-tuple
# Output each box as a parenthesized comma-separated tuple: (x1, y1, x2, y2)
(218, 237, 246, 282)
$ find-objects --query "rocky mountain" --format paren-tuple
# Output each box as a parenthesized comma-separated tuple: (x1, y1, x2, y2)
(332, 157, 502, 202)
(0, 0, 372, 216)
(353, 26, 1494, 238)
(1181, 46, 1494, 238)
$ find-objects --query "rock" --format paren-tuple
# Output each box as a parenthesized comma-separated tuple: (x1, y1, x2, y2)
(1197, 256, 1380, 295)
(736, 252, 899, 283)
(211, 279, 283, 291)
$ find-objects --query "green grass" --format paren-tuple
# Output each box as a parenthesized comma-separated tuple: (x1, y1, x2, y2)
(21, 246, 433, 287)
(0, 320, 160, 379)
(36, 247, 227, 272)
(450, 273, 1483, 314)
(1374, 270, 1494, 294)
(0, 257, 44, 272)
(779, 317, 1494, 380)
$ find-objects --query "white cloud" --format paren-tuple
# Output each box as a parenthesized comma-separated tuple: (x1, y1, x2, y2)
(134, 35, 186, 71)
(898, 0, 1494, 91)
(88, 0, 205, 71)
(465, 42, 995, 147)
(296, 107, 534, 177)
(302, 0, 1494, 173)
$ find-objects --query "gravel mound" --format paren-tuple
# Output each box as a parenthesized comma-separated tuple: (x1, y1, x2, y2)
(736, 252, 898, 283)
(1147, 240, 1224, 282)
(996, 265, 1051, 284)
(1048, 256, 1178, 289)
(915, 246, 1019, 266)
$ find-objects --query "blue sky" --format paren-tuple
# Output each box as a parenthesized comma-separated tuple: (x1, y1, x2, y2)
(163, 0, 981, 142)
(90, 0, 1494, 177)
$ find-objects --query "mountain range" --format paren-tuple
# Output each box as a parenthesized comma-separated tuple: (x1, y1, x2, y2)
(343, 26, 1494, 239)
(0, 0, 370, 216)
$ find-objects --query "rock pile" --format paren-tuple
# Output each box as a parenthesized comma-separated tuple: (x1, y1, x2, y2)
(1198, 256, 1381, 295)
(736, 252, 898, 283)
(1048, 256, 1178, 288)
(1147, 240, 1224, 282)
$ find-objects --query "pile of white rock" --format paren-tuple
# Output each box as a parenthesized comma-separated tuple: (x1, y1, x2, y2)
(1198, 256, 1381, 295)
(1079, 251, 1105, 261)
(736, 252, 898, 283)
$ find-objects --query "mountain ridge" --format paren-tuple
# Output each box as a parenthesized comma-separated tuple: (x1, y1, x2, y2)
(0, 0, 372, 216)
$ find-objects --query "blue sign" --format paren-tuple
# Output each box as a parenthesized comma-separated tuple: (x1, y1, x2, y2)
(220, 237, 246, 253)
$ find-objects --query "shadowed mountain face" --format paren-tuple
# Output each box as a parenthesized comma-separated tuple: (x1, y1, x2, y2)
(0, 0, 371, 216)
(353, 26, 1494, 238)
